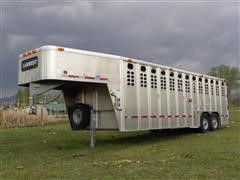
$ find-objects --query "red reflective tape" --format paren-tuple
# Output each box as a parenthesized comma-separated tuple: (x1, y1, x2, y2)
(100, 77, 108, 81)
(85, 76, 95, 80)
(126, 114, 194, 119)
(131, 116, 138, 119)
(68, 75, 79, 78)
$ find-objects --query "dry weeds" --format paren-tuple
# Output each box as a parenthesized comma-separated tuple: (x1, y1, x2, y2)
(0, 108, 45, 128)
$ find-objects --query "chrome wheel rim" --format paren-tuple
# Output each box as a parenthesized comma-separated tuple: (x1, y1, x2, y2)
(202, 118, 209, 130)
(212, 117, 218, 129)
(73, 108, 82, 124)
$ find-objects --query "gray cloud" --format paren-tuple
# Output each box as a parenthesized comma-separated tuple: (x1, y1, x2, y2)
(0, 1, 239, 97)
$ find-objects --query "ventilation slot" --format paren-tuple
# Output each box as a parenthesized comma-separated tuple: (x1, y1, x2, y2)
(140, 73, 147, 87)
(127, 71, 134, 86)
(151, 75, 157, 89)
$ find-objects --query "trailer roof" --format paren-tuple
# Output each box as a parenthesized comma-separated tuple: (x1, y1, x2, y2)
(19, 45, 225, 81)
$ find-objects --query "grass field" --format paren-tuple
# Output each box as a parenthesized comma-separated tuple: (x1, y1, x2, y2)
(0, 109, 239, 180)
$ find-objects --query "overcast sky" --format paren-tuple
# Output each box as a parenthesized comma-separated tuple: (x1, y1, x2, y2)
(0, 0, 239, 97)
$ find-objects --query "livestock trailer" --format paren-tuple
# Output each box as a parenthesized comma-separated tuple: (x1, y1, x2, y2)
(18, 45, 229, 146)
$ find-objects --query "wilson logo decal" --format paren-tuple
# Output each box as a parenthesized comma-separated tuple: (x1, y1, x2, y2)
(21, 56, 38, 71)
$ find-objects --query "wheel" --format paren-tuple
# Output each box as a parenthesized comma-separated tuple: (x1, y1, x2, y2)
(210, 113, 219, 131)
(199, 113, 210, 133)
(69, 104, 90, 130)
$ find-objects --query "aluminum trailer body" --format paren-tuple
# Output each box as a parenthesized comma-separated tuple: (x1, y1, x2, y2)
(18, 45, 229, 132)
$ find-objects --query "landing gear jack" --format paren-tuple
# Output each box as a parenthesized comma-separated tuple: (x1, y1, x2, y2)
(90, 109, 96, 148)
(29, 95, 37, 115)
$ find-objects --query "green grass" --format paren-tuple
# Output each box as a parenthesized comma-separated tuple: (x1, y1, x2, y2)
(0, 109, 240, 180)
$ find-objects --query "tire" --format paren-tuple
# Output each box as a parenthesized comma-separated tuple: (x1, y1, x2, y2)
(210, 113, 219, 131)
(69, 104, 90, 130)
(199, 113, 210, 133)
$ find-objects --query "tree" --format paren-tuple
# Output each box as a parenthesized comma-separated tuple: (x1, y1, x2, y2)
(208, 64, 240, 106)
(15, 87, 30, 107)
(23, 87, 29, 106)
(16, 89, 24, 107)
